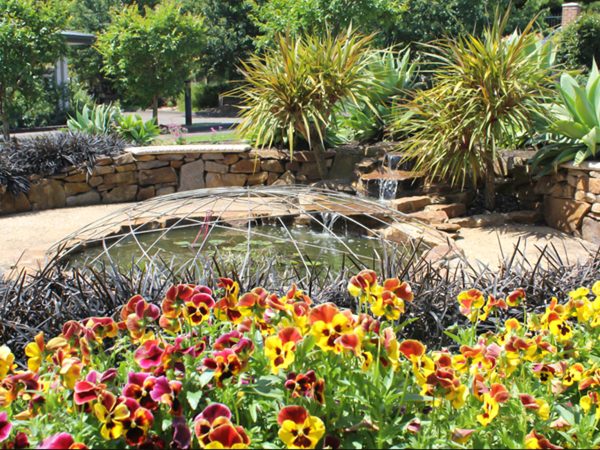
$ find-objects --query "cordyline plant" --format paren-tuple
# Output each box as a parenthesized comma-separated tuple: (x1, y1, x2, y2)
(393, 11, 556, 210)
(235, 27, 374, 179)
(0, 271, 599, 449)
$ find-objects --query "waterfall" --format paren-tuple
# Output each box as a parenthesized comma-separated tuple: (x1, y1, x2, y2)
(320, 212, 341, 232)
(378, 179, 398, 201)
(378, 153, 399, 201)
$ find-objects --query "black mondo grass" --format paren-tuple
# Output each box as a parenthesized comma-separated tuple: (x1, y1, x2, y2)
(0, 132, 127, 195)
(1, 243, 598, 359)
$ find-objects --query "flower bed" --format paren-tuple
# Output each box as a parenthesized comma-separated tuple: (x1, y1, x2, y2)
(0, 272, 599, 449)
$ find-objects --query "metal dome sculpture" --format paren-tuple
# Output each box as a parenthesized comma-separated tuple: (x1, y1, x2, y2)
(50, 185, 448, 280)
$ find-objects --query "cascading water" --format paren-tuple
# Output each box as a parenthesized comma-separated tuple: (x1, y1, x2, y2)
(378, 178, 398, 201)
(378, 153, 401, 201)
(320, 212, 341, 232)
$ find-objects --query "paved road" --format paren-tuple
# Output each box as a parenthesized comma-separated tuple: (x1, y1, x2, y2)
(8, 109, 242, 140)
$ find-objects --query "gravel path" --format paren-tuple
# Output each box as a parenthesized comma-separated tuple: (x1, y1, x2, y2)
(455, 224, 596, 267)
(0, 203, 130, 274)
(0, 203, 596, 275)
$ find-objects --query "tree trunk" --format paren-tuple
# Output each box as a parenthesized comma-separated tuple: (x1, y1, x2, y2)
(484, 154, 496, 211)
(310, 137, 328, 180)
(151, 96, 159, 122)
(1, 116, 9, 142)
(0, 97, 9, 141)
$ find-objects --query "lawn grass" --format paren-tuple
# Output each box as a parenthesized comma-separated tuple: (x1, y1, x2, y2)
(155, 130, 241, 145)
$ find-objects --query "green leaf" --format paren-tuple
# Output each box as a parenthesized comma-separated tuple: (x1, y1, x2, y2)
(198, 370, 214, 388)
(574, 85, 598, 128)
(443, 330, 462, 344)
(573, 148, 592, 166)
(581, 127, 599, 155)
(186, 390, 203, 410)
(248, 402, 258, 423)
(553, 120, 588, 140)
(556, 404, 575, 425)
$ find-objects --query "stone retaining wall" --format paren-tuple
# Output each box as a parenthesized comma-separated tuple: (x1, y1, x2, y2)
(0, 145, 335, 215)
(537, 161, 600, 244)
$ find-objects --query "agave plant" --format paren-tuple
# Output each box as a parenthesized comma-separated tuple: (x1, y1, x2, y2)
(235, 27, 374, 179)
(116, 114, 160, 146)
(340, 48, 419, 143)
(532, 61, 600, 173)
(67, 103, 122, 135)
(392, 11, 556, 210)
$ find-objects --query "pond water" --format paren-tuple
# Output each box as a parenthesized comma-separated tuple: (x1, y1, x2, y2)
(66, 223, 390, 272)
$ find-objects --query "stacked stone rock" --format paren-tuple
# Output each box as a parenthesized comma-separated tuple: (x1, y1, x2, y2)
(0, 147, 335, 215)
(537, 162, 600, 244)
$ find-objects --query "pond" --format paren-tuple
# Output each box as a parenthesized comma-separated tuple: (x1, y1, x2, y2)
(66, 222, 390, 272)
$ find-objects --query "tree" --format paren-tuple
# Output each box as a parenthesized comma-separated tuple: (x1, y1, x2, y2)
(249, 0, 551, 50)
(248, 0, 403, 48)
(393, 0, 550, 46)
(66, 0, 122, 104)
(181, 0, 258, 80)
(0, 0, 65, 140)
(96, 1, 204, 119)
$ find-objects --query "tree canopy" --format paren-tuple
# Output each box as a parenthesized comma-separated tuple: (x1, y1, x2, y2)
(249, 0, 551, 49)
(96, 0, 205, 118)
(0, 0, 65, 139)
(181, 0, 258, 79)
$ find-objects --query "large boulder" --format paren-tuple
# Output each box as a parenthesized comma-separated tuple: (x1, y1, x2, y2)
(381, 222, 447, 247)
(543, 197, 591, 233)
(0, 192, 31, 214)
(389, 195, 432, 213)
(28, 179, 66, 209)
(582, 216, 600, 245)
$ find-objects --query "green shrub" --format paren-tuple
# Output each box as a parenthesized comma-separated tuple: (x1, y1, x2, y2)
(585, 1, 600, 13)
(177, 81, 233, 111)
(116, 114, 160, 146)
(532, 62, 600, 172)
(557, 12, 600, 72)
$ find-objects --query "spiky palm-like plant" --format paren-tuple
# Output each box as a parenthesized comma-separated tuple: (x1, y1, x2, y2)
(234, 28, 374, 179)
(393, 12, 556, 210)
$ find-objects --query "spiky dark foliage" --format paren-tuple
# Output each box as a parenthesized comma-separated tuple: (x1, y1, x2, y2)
(0, 160, 29, 196)
(0, 132, 126, 193)
(1, 243, 598, 357)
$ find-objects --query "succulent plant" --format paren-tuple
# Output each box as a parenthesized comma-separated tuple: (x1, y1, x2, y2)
(532, 61, 600, 172)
